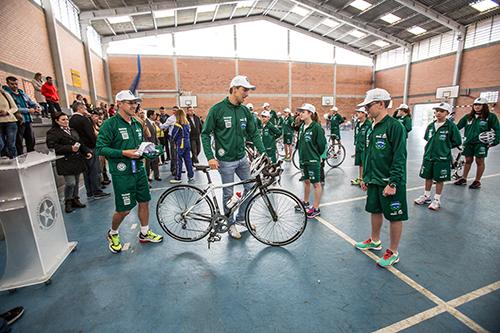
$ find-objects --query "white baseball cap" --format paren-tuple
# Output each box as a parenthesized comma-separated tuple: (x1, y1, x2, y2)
(355, 106, 368, 114)
(263, 102, 270, 108)
(297, 103, 316, 114)
(473, 97, 489, 105)
(229, 75, 256, 90)
(283, 108, 291, 113)
(397, 103, 409, 110)
(277, 112, 282, 116)
(115, 90, 142, 102)
(261, 110, 271, 117)
(357, 88, 391, 107)
(246, 103, 254, 109)
(330, 106, 338, 111)
(433, 102, 452, 113)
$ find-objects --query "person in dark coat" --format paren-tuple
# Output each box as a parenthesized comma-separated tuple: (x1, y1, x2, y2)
(46, 112, 92, 213)
(187, 106, 203, 164)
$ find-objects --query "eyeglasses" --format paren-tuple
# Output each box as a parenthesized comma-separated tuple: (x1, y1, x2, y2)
(366, 101, 379, 109)
(123, 101, 138, 105)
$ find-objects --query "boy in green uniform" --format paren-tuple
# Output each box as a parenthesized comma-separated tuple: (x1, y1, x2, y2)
(296, 103, 327, 219)
(393, 103, 412, 138)
(261, 110, 282, 163)
(282, 108, 295, 161)
(96, 90, 163, 254)
(354, 88, 407, 268)
(414, 103, 461, 211)
(201, 75, 266, 239)
(328, 106, 345, 144)
(454, 97, 500, 189)
(351, 106, 372, 186)
(263, 102, 278, 126)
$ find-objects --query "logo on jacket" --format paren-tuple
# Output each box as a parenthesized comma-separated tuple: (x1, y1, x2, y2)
(240, 118, 247, 129)
(117, 162, 126, 171)
(218, 148, 225, 156)
(375, 139, 386, 149)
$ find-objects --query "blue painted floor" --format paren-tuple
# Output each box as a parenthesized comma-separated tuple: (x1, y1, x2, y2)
(1, 129, 499, 332)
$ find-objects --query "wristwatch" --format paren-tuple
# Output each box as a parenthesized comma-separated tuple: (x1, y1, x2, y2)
(389, 183, 396, 189)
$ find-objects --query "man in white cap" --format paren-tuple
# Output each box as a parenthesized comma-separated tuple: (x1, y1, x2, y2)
(393, 103, 412, 138)
(328, 106, 345, 146)
(414, 102, 461, 211)
(282, 108, 295, 161)
(96, 90, 164, 254)
(354, 88, 407, 268)
(351, 106, 371, 186)
(454, 97, 500, 188)
(263, 102, 278, 126)
(201, 75, 266, 239)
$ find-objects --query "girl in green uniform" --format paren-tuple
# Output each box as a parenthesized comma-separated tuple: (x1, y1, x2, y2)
(261, 110, 282, 163)
(454, 97, 500, 189)
(351, 107, 372, 186)
(414, 103, 462, 211)
(393, 104, 412, 137)
(282, 108, 295, 161)
(329, 106, 345, 144)
(296, 103, 327, 219)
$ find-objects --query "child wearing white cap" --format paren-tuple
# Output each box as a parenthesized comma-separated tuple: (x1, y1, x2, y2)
(261, 110, 282, 163)
(454, 97, 500, 189)
(328, 106, 345, 146)
(414, 103, 462, 210)
(351, 107, 371, 186)
(393, 104, 412, 138)
(295, 103, 327, 218)
(282, 108, 295, 161)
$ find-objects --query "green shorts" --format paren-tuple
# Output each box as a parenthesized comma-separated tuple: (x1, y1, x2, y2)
(354, 150, 364, 166)
(299, 163, 321, 184)
(283, 134, 294, 145)
(365, 184, 408, 222)
(463, 143, 489, 158)
(111, 170, 151, 212)
(419, 160, 451, 182)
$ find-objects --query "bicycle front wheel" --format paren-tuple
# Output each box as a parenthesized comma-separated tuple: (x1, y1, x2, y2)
(156, 185, 215, 242)
(326, 143, 346, 168)
(245, 189, 307, 246)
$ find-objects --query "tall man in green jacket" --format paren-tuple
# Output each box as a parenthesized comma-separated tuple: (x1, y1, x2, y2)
(96, 90, 163, 254)
(354, 88, 408, 268)
(201, 75, 266, 240)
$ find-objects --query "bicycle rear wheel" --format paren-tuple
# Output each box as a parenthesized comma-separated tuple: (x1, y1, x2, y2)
(245, 188, 307, 246)
(326, 143, 346, 168)
(156, 185, 215, 242)
(292, 148, 300, 169)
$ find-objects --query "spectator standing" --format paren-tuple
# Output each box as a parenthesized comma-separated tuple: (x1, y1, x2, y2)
(187, 106, 202, 164)
(0, 86, 18, 158)
(108, 104, 116, 117)
(41, 76, 61, 117)
(145, 110, 161, 181)
(158, 106, 170, 162)
(31, 73, 48, 118)
(69, 102, 110, 200)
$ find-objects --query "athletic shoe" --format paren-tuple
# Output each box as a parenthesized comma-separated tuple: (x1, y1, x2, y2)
(414, 194, 432, 205)
(235, 220, 256, 231)
(307, 207, 321, 218)
(428, 199, 441, 211)
(295, 201, 310, 212)
(377, 249, 400, 268)
(138, 229, 164, 243)
(107, 231, 122, 254)
(355, 238, 382, 251)
(228, 224, 241, 239)
(155, 177, 162, 181)
(351, 178, 361, 186)
(469, 180, 481, 189)
(454, 178, 467, 186)
(169, 179, 182, 184)
(0, 306, 24, 325)
(94, 191, 111, 199)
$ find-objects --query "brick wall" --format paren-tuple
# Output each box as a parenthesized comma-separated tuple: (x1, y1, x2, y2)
(375, 43, 500, 120)
(109, 55, 373, 120)
(91, 51, 107, 102)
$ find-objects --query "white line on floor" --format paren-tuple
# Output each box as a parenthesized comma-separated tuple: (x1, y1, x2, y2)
(319, 172, 500, 208)
(315, 216, 490, 333)
(131, 223, 137, 230)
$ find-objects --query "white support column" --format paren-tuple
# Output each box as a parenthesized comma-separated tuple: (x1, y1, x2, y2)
(41, 0, 69, 108)
(172, 33, 180, 106)
(80, 22, 98, 105)
(234, 25, 239, 75)
(333, 46, 337, 106)
(403, 45, 413, 105)
(101, 43, 113, 104)
(372, 56, 376, 89)
(451, 30, 466, 108)
(287, 29, 292, 109)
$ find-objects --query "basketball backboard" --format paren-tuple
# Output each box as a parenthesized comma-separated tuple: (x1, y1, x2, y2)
(436, 85, 459, 99)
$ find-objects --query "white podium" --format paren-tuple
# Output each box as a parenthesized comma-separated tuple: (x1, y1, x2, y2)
(0, 151, 77, 291)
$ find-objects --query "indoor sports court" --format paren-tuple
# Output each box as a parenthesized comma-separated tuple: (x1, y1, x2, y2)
(0, 0, 499, 332)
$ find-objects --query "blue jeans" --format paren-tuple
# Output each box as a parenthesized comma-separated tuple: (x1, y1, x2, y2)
(0, 122, 18, 158)
(218, 157, 253, 224)
(83, 151, 102, 197)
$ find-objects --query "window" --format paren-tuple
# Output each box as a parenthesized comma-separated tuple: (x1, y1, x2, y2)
(88, 26, 102, 57)
(51, 0, 81, 38)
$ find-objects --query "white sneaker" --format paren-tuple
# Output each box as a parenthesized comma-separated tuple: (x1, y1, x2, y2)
(228, 224, 241, 239)
(428, 199, 441, 211)
(414, 195, 431, 205)
(235, 220, 256, 231)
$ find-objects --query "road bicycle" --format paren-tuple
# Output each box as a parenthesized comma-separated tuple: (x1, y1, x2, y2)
(156, 155, 308, 248)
